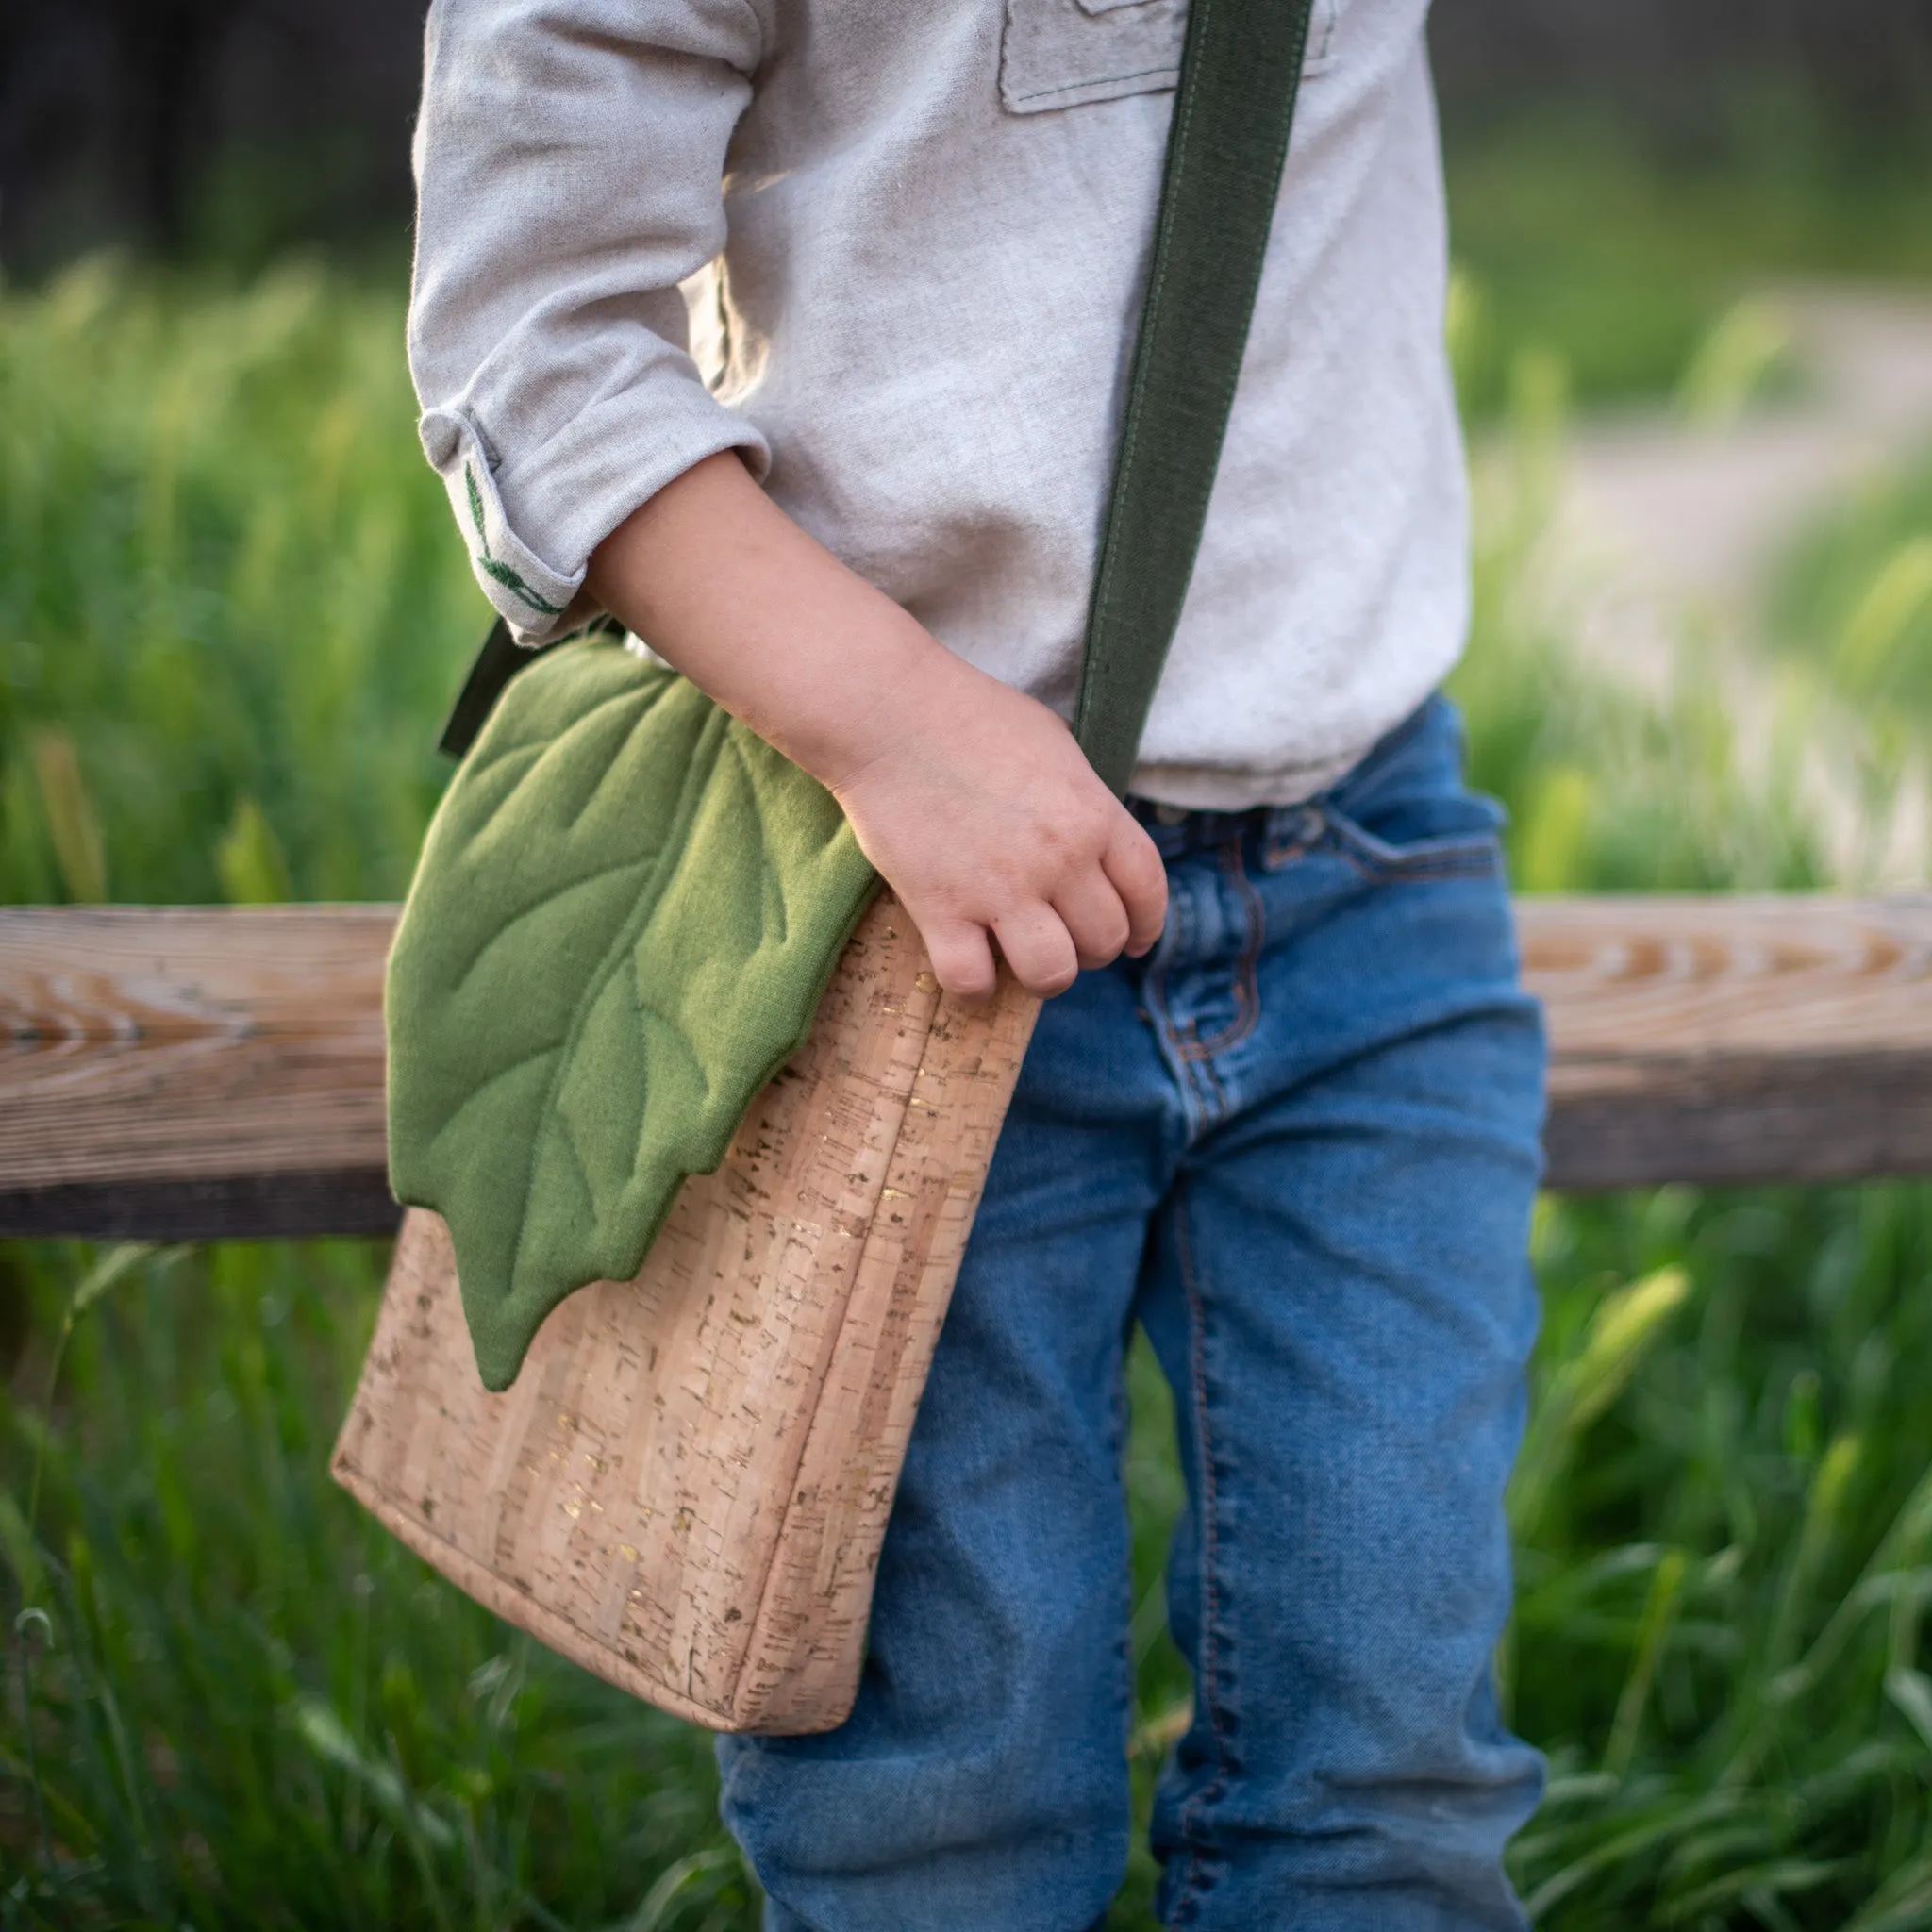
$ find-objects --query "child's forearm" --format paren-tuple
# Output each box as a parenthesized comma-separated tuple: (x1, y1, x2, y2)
(586, 452, 947, 794)
(586, 453, 1166, 1000)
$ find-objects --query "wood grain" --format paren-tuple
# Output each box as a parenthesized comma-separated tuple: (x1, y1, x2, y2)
(0, 905, 394, 1235)
(1519, 896, 1932, 1189)
(331, 895, 1040, 1731)
(5, 895, 1932, 1232)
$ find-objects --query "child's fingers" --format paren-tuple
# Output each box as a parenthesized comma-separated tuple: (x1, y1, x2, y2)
(1052, 869, 1133, 972)
(991, 906, 1080, 998)
(1103, 819, 1169, 957)
(921, 919, 1000, 1006)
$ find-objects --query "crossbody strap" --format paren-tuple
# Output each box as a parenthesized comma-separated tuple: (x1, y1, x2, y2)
(439, 614, 601, 761)
(440, 0, 1317, 769)
(1074, 0, 1320, 796)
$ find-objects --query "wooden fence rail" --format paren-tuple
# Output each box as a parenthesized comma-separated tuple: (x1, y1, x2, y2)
(3, 896, 1931, 1241)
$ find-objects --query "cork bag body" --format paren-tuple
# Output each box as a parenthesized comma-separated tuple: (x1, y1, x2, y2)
(331, 892, 1039, 1734)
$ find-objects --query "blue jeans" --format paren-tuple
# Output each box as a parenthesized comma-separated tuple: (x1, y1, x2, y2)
(717, 695, 1547, 1930)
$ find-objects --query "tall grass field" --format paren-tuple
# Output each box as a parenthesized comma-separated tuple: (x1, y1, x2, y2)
(4, 232, 1932, 1927)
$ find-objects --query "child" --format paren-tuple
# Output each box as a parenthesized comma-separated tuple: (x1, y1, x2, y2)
(409, 0, 1546, 1924)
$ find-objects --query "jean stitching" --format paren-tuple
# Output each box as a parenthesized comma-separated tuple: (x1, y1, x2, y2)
(1177, 1015, 1227, 1124)
(1174, 836, 1263, 1062)
(1334, 844, 1499, 886)
(1111, 1334, 1138, 1760)
(1196, 1034, 1232, 1122)
(1148, 971, 1208, 1140)
(1168, 1003, 1231, 1124)
(1172, 1188, 1230, 1914)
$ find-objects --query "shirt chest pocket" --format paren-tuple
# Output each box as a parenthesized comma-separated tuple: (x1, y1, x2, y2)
(998, 0, 1340, 116)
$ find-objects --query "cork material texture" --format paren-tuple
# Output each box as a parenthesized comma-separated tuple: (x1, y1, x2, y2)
(336, 893, 1040, 1734)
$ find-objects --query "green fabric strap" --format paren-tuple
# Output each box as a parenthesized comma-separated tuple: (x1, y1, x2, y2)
(1074, 0, 1319, 797)
(438, 614, 622, 761)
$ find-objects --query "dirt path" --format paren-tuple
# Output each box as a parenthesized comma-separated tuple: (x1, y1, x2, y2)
(1562, 287, 1932, 612)
(1526, 285, 1932, 885)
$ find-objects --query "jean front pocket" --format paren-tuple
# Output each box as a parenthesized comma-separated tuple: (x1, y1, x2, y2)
(1307, 791, 1507, 885)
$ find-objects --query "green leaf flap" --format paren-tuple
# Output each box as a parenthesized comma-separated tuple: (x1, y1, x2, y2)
(384, 640, 877, 1391)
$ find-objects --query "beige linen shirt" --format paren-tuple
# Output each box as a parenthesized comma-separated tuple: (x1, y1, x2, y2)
(409, 0, 1467, 808)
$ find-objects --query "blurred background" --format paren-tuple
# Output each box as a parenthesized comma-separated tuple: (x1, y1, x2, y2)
(6, 5, 1932, 1928)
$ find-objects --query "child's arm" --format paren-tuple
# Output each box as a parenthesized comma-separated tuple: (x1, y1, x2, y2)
(587, 452, 1167, 1001)
(409, 0, 1162, 997)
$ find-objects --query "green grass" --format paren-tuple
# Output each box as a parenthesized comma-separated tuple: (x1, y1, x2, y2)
(1764, 451, 1932, 760)
(4, 256, 1932, 1927)
(0, 1242, 753, 1931)
(1443, 111, 1932, 418)
(0, 255, 475, 909)
(1449, 350, 1828, 897)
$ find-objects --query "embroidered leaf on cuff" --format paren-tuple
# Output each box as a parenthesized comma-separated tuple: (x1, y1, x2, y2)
(465, 464, 564, 617)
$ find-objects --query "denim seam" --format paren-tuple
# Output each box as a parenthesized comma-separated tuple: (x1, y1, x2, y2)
(1196, 1033, 1233, 1121)
(1144, 858, 1187, 1044)
(1332, 844, 1500, 887)
(1259, 829, 1317, 872)
(1145, 945, 1215, 1139)
(1172, 834, 1264, 1064)
(1178, 1015, 1227, 1126)
(1111, 1332, 1138, 1763)
(1171, 1187, 1232, 1918)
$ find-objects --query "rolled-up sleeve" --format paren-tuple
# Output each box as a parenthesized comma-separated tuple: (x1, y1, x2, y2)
(409, 0, 769, 641)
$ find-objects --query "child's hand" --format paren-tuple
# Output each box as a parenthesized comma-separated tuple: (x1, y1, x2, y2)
(586, 451, 1167, 1000)
(826, 650, 1166, 1002)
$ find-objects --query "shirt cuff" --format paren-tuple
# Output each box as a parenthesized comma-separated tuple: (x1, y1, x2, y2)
(420, 386, 771, 647)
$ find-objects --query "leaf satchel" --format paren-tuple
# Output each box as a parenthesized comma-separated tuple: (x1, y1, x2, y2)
(333, 0, 1320, 1734)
